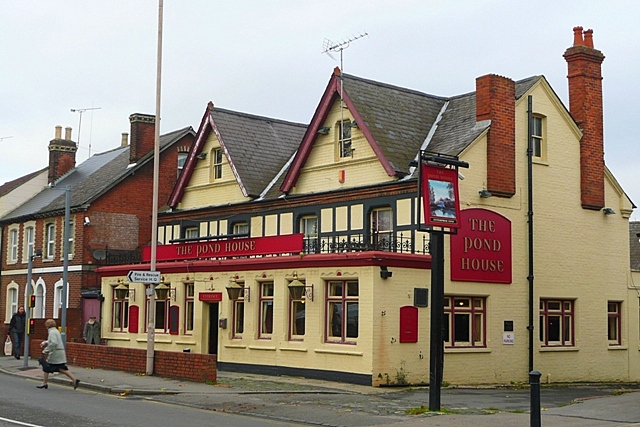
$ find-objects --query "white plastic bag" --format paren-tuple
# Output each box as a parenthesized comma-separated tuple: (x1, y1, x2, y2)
(4, 337, 12, 356)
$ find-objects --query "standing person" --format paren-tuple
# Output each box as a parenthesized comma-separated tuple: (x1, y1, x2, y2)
(37, 319, 79, 390)
(8, 306, 26, 360)
(83, 315, 101, 344)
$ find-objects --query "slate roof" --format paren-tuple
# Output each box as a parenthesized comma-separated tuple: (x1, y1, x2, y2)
(211, 108, 306, 197)
(0, 127, 193, 223)
(631, 221, 640, 271)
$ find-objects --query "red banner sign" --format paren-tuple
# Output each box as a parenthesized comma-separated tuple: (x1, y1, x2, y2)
(143, 234, 304, 262)
(450, 208, 512, 284)
(421, 164, 461, 229)
(199, 292, 223, 302)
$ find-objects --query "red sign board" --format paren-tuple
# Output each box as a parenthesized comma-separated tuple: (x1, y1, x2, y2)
(199, 292, 223, 302)
(143, 234, 304, 262)
(421, 164, 461, 229)
(450, 208, 512, 284)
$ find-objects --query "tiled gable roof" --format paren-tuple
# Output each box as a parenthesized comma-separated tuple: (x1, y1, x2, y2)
(0, 127, 193, 222)
(211, 108, 306, 197)
(631, 222, 640, 271)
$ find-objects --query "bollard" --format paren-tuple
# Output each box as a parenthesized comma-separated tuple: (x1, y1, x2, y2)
(530, 370, 542, 427)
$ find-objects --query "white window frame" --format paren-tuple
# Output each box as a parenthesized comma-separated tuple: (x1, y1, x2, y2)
(300, 215, 318, 254)
(371, 207, 393, 249)
(233, 222, 249, 237)
(211, 148, 223, 180)
(177, 151, 188, 176)
(532, 115, 546, 161)
(337, 120, 353, 159)
(45, 223, 55, 260)
(53, 280, 68, 319)
(5, 282, 19, 322)
(9, 227, 19, 263)
(23, 224, 35, 263)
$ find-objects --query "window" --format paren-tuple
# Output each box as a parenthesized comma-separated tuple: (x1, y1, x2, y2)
(290, 283, 306, 339)
(532, 116, 544, 159)
(5, 284, 18, 322)
(112, 286, 129, 332)
(185, 283, 194, 333)
(211, 148, 223, 180)
(34, 281, 46, 318)
(184, 227, 199, 240)
(233, 222, 249, 236)
(607, 301, 622, 346)
(539, 299, 574, 346)
(259, 282, 274, 338)
(9, 228, 18, 262)
(153, 289, 170, 333)
(66, 219, 75, 258)
(371, 207, 393, 250)
(300, 215, 318, 254)
(177, 152, 188, 176)
(53, 281, 67, 319)
(338, 120, 353, 158)
(24, 226, 35, 261)
(326, 281, 358, 342)
(231, 281, 246, 338)
(45, 223, 55, 259)
(444, 296, 486, 348)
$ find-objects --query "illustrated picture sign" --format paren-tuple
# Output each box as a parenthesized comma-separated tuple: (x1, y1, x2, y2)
(450, 208, 512, 284)
(421, 164, 461, 229)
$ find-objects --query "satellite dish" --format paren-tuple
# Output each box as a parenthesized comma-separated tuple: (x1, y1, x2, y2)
(93, 249, 107, 261)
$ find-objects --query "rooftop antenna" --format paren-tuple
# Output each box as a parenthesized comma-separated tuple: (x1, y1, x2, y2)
(0, 136, 13, 142)
(322, 32, 368, 158)
(70, 106, 101, 157)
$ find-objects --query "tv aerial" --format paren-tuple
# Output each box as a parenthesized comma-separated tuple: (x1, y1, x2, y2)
(322, 31, 368, 72)
(71, 106, 101, 157)
(0, 136, 13, 142)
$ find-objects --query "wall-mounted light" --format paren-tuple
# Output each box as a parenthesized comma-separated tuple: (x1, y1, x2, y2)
(479, 189, 493, 198)
(196, 152, 207, 160)
(380, 266, 393, 279)
(226, 278, 250, 301)
(155, 282, 175, 301)
(84, 216, 91, 226)
(602, 207, 616, 215)
(287, 272, 314, 301)
(114, 283, 130, 300)
(636, 232, 640, 243)
(317, 126, 331, 135)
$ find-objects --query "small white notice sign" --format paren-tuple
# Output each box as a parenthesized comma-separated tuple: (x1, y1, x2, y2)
(503, 332, 515, 345)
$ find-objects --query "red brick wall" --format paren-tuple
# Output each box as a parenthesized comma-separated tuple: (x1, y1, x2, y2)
(476, 74, 516, 198)
(30, 339, 217, 383)
(563, 27, 605, 210)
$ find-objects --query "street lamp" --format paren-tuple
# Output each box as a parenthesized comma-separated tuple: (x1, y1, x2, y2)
(23, 248, 42, 368)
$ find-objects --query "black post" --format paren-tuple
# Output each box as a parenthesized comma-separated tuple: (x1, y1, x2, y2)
(429, 230, 445, 411)
(530, 370, 542, 427)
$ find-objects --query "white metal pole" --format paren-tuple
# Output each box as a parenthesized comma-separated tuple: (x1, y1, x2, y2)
(146, 0, 163, 376)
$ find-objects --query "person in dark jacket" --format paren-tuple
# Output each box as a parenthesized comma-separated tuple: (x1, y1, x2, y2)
(8, 306, 26, 359)
(83, 315, 101, 344)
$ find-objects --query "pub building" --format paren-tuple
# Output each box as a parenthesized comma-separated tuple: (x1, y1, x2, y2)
(98, 28, 639, 386)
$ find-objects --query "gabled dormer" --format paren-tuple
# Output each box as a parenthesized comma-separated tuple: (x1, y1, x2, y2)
(168, 102, 306, 210)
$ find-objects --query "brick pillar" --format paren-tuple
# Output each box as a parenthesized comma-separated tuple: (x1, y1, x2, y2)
(476, 74, 516, 198)
(564, 26, 606, 210)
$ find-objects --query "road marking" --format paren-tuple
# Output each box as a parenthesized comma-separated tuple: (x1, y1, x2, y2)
(0, 417, 44, 427)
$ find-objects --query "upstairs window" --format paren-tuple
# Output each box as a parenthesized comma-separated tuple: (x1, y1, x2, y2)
(211, 148, 223, 180)
(371, 207, 393, 250)
(184, 227, 199, 240)
(9, 228, 18, 262)
(45, 223, 55, 260)
(233, 222, 249, 237)
(532, 116, 545, 159)
(177, 152, 188, 176)
(24, 226, 35, 262)
(300, 215, 318, 254)
(338, 120, 353, 158)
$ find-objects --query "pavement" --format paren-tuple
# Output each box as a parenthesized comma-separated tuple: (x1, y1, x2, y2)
(1, 354, 640, 426)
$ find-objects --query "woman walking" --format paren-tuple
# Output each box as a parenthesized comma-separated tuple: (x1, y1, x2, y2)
(37, 319, 80, 390)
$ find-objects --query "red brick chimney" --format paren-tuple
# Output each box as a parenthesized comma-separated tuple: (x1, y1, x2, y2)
(48, 125, 77, 184)
(129, 113, 156, 163)
(476, 74, 516, 198)
(564, 26, 605, 210)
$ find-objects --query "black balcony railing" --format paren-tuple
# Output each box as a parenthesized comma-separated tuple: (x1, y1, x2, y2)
(304, 232, 430, 255)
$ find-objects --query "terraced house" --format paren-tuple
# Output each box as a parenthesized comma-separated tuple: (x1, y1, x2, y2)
(1, 115, 194, 340)
(98, 28, 638, 386)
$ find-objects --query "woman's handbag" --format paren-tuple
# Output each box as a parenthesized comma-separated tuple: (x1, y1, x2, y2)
(38, 355, 54, 373)
(4, 336, 11, 356)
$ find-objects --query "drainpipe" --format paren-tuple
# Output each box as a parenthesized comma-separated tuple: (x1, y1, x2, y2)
(527, 95, 535, 373)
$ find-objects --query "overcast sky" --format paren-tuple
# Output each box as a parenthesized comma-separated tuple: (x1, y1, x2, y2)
(1, 1, 638, 220)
